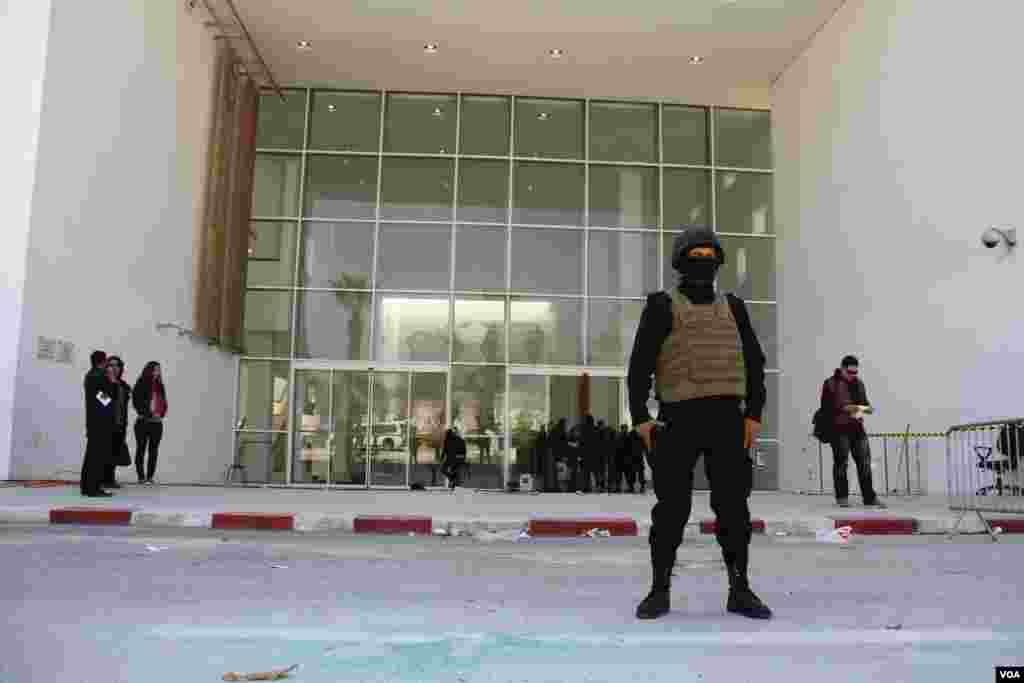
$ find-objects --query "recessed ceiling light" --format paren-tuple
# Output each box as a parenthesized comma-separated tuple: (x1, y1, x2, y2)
(424, 43, 439, 53)
(537, 112, 550, 121)
(689, 55, 705, 64)
(327, 104, 337, 113)
(296, 40, 312, 50)
(548, 48, 564, 58)
(432, 106, 443, 117)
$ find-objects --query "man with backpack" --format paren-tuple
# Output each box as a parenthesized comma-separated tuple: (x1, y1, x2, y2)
(816, 355, 886, 508)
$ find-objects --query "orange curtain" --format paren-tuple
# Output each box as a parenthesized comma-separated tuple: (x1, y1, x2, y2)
(577, 373, 591, 421)
(193, 42, 258, 352)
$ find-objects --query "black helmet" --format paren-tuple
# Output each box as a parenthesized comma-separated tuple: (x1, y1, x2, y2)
(670, 227, 724, 270)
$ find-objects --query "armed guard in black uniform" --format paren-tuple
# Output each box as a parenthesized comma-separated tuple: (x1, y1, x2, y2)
(627, 227, 772, 620)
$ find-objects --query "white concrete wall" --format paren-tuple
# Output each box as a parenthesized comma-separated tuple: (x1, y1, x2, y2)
(9, 0, 236, 482)
(0, 0, 55, 480)
(773, 0, 1024, 495)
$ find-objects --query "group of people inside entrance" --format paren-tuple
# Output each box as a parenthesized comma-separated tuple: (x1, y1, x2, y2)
(434, 420, 649, 493)
(528, 418, 649, 494)
(80, 350, 168, 497)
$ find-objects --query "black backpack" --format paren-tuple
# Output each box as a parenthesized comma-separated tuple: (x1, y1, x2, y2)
(811, 378, 836, 444)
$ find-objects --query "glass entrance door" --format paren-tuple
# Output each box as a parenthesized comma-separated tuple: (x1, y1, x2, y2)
(292, 367, 445, 488)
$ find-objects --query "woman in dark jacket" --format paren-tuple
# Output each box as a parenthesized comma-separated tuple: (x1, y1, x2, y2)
(102, 356, 132, 489)
(132, 361, 168, 485)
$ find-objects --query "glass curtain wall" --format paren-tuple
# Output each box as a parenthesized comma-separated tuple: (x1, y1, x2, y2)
(236, 89, 777, 488)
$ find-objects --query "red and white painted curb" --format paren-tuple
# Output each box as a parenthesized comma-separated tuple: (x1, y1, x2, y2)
(7, 507, 1024, 536)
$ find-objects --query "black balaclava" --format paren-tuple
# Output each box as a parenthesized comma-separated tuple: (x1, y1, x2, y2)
(671, 228, 724, 304)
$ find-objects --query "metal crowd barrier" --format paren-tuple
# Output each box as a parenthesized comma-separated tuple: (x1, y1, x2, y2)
(947, 418, 1024, 540)
(804, 429, 944, 497)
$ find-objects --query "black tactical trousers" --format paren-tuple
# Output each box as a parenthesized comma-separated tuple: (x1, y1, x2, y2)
(648, 398, 754, 574)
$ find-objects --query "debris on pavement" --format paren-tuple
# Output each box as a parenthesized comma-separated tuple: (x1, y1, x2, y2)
(816, 526, 853, 544)
(886, 623, 903, 630)
(270, 564, 288, 569)
(222, 664, 299, 681)
(144, 545, 169, 553)
(432, 528, 450, 536)
(774, 531, 789, 537)
(583, 528, 611, 538)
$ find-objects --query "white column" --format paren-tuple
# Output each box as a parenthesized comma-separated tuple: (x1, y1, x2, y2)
(0, 0, 55, 480)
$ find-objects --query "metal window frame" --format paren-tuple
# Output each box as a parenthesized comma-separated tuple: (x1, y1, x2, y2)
(242, 88, 778, 490)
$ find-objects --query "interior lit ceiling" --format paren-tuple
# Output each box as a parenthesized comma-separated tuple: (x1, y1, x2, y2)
(229, 0, 846, 108)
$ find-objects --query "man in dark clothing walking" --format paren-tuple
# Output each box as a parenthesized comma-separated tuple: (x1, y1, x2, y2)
(821, 356, 886, 508)
(627, 227, 771, 621)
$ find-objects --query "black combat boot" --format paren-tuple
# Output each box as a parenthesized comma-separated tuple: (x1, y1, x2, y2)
(636, 566, 672, 619)
(726, 563, 772, 619)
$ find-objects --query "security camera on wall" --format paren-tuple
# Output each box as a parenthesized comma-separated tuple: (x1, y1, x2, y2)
(981, 226, 1017, 250)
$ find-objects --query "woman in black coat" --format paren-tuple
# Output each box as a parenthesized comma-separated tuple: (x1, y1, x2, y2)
(102, 356, 132, 489)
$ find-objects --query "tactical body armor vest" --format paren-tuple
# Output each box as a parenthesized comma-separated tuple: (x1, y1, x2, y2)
(654, 289, 747, 403)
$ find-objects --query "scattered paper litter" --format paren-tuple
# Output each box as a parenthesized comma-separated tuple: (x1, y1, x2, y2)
(144, 545, 169, 553)
(222, 664, 299, 681)
(816, 526, 853, 544)
(270, 564, 288, 569)
(583, 528, 611, 538)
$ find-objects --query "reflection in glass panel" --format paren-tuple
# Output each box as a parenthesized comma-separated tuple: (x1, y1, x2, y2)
(309, 91, 380, 153)
(515, 98, 583, 160)
(253, 154, 301, 218)
(300, 221, 374, 289)
(589, 101, 657, 163)
(384, 93, 457, 154)
(662, 105, 709, 165)
(588, 166, 658, 228)
(373, 294, 451, 363)
(716, 171, 773, 235)
(510, 228, 583, 294)
(237, 360, 290, 431)
(761, 372, 779, 439)
(380, 157, 454, 222)
(512, 162, 584, 226)
(368, 371, 409, 487)
(409, 372, 448, 486)
(304, 155, 378, 219)
(549, 376, 578, 428)
(451, 366, 506, 435)
(235, 431, 287, 484)
(331, 370, 370, 485)
(247, 222, 297, 288)
(588, 230, 658, 298)
(243, 290, 293, 357)
(509, 298, 583, 365)
(587, 376, 623, 429)
(747, 302, 777, 370)
(294, 291, 371, 360)
(715, 108, 772, 169)
(588, 300, 643, 366)
(294, 370, 332, 433)
(460, 95, 510, 156)
(256, 90, 307, 149)
(293, 431, 330, 484)
(718, 235, 776, 301)
(376, 223, 451, 291)
(751, 441, 778, 491)
(457, 160, 509, 224)
(453, 297, 505, 363)
(662, 169, 712, 230)
(454, 225, 507, 292)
